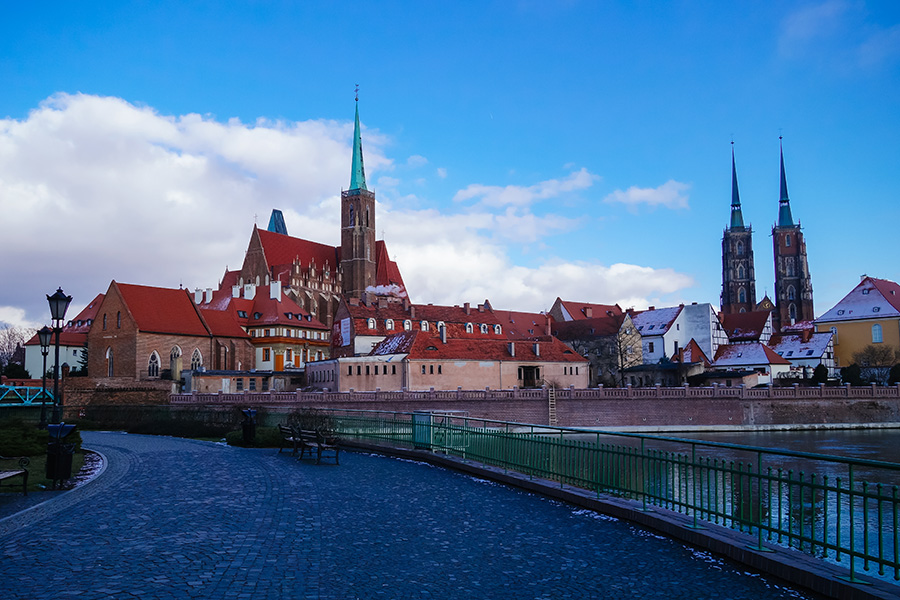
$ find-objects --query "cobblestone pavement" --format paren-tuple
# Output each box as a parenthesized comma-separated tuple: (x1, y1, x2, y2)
(0, 432, 821, 600)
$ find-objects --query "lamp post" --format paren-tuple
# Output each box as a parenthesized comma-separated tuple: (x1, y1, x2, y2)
(47, 288, 72, 424)
(38, 326, 52, 428)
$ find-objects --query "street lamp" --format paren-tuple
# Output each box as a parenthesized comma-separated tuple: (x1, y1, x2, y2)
(37, 326, 52, 428)
(47, 288, 72, 424)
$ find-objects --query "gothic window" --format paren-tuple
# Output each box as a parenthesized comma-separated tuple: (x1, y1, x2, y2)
(872, 324, 883, 344)
(116, 311, 121, 328)
(148, 352, 160, 378)
(789, 304, 797, 321)
(736, 240, 744, 256)
(738, 287, 746, 303)
(106, 347, 114, 377)
(785, 234, 791, 247)
(103, 314, 107, 330)
(787, 262, 795, 277)
(788, 286, 796, 300)
(191, 350, 202, 370)
(349, 204, 354, 226)
(739, 307, 746, 313)
(737, 265, 744, 280)
(366, 207, 370, 227)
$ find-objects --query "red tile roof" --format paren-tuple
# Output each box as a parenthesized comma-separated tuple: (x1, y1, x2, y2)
(199, 308, 248, 339)
(552, 314, 625, 340)
(559, 300, 623, 321)
(674, 338, 710, 366)
(25, 293, 105, 347)
(371, 330, 587, 363)
(116, 282, 210, 336)
(721, 311, 771, 342)
(258, 228, 340, 272)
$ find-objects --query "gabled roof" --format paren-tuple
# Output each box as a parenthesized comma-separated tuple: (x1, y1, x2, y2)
(244, 292, 328, 330)
(552, 313, 626, 340)
(721, 311, 771, 342)
(372, 240, 407, 295)
(257, 228, 340, 273)
(370, 331, 587, 363)
(674, 339, 710, 366)
(768, 331, 833, 360)
(556, 299, 623, 321)
(199, 308, 248, 339)
(817, 276, 900, 323)
(25, 293, 105, 347)
(630, 306, 683, 335)
(116, 283, 209, 337)
(712, 343, 790, 367)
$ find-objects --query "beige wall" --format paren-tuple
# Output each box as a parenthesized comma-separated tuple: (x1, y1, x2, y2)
(816, 318, 900, 368)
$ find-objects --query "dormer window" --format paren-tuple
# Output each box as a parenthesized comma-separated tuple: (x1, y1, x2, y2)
(786, 350, 793, 357)
(437, 321, 445, 332)
(837, 310, 845, 315)
(254, 312, 262, 320)
(494, 324, 502, 335)
(862, 289, 870, 295)
(286, 313, 293, 320)
(237, 310, 248, 318)
(873, 307, 881, 313)
(420, 321, 429, 331)
(367, 318, 376, 329)
(648, 325, 654, 330)
(386, 319, 394, 330)
(465, 323, 473, 334)
(480, 323, 488, 334)
(404, 320, 412, 331)
(806, 350, 814, 356)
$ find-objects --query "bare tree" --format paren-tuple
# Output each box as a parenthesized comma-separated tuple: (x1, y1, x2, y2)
(0, 324, 35, 372)
(852, 344, 900, 384)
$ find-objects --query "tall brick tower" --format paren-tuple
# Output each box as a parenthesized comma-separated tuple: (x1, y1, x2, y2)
(721, 143, 756, 314)
(772, 138, 813, 331)
(341, 96, 377, 299)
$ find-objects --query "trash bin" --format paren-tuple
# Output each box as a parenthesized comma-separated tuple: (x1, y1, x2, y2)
(46, 423, 77, 488)
(241, 409, 257, 446)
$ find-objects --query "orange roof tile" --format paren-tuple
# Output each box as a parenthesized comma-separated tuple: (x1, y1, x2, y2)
(116, 282, 209, 336)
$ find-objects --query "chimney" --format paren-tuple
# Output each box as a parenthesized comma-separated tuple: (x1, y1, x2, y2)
(440, 324, 447, 344)
(232, 285, 241, 298)
(649, 306, 655, 311)
(584, 307, 592, 318)
(478, 304, 485, 313)
(533, 342, 540, 356)
(378, 297, 388, 309)
(244, 284, 256, 300)
(508, 342, 515, 357)
(193, 288, 203, 304)
(545, 313, 552, 336)
(464, 302, 471, 315)
(410, 305, 417, 319)
(205, 288, 213, 303)
(270, 280, 281, 301)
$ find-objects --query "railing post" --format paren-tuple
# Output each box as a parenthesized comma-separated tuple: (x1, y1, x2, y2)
(746, 451, 773, 552)
(838, 463, 871, 585)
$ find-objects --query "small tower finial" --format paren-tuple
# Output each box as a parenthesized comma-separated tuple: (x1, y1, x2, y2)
(355, 83, 359, 102)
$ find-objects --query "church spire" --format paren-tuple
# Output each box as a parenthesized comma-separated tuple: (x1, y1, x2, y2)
(349, 89, 368, 192)
(777, 137, 794, 227)
(730, 142, 745, 229)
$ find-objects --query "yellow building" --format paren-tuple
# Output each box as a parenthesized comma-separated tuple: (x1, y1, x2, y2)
(814, 276, 900, 369)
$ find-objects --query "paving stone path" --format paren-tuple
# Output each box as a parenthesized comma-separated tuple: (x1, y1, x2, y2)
(0, 431, 820, 599)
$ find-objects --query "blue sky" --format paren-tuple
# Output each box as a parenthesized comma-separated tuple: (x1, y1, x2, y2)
(1, 1, 899, 329)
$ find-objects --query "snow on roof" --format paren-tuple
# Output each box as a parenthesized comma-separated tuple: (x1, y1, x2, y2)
(713, 343, 790, 367)
(768, 331, 833, 360)
(817, 276, 900, 323)
(721, 311, 770, 342)
(630, 306, 683, 335)
(558, 300, 623, 321)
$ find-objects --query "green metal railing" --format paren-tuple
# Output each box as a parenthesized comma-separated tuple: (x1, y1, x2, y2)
(322, 408, 900, 584)
(0, 385, 54, 406)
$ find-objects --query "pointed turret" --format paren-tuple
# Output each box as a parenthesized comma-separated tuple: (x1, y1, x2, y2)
(349, 100, 367, 191)
(777, 138, 794, 227)
(730, 144, 745, 229)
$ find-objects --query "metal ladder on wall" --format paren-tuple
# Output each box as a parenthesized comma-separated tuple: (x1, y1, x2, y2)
(547, 386, 557, 427)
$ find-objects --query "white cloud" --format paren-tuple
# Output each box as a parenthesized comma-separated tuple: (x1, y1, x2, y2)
(436, 167, 447, 179)
(0, 93, 696, 325)
(406, 154, 428, 168)
(603, 180, 690, 211)
(453, 168, 596, 208)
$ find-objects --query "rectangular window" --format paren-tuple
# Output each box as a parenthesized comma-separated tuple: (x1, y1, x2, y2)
(249, 378, 256, 391)
(357, 365, 361, 375)
(430, 365, 434, 374)
(438, 365, 442, 374)
(575, 367, 579, 375)
(348, 366, 352, 376)
(648, 342, 655, 353)
(236, 378, 244, 391)
(262, 378, 269, 391)
(392, 365, 396, 375)
(421, 365, 426, 374)
(366, 365, 370, 375)
(263, 348, 271, 361)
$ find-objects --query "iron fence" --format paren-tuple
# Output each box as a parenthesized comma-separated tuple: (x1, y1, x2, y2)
(321, 408, 900, 584)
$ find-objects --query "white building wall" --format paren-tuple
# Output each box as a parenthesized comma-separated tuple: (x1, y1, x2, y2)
(24, 344, 83, 379)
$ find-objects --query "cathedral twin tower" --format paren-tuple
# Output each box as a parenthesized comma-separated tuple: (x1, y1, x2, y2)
(721, 140, 814, 331)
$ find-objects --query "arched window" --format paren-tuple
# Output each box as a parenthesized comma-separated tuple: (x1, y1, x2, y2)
(349, 204, 354, 226)
(106, 347, 114, 377)
(420, 321, 429, 331)
(789, 304, 797, 321)
(736, 240, 744, 256)
(404, 320, 412, 331)
(148, 352, 160, 378)
(738, 287, 746, 303)
(385, 319, 394, 330)
(367, 318, 376, 329)
(103, 314, 107, 330)
(872, 323, 883, 343)
(366, 207, 370, 227)
(436, 321, 445, 332)
(785, 234, 791, 247)
(737, 265, 744, 280)
(191, 349, 202, 370)
(494, 324, 502, 335)
(788, 285, 796, 300)
(465, 323, 473, 334)
(480, 323, 488, 334)
(116, 311, 121, 328)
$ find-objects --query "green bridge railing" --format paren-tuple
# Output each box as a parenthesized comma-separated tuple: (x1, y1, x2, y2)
(0, 385, 54, 407)
(319, 408, 900, 585)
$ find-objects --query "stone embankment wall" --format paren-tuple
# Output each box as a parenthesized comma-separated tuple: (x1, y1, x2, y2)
(63, 379, 900, 429)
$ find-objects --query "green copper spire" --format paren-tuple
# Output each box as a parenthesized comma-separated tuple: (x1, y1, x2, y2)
(777, 137, 794, 227)
(730, 143, 745, 229)
(349, 98, 368, 191)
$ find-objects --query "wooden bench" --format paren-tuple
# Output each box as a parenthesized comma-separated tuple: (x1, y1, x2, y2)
(278, 424, 302, 455)
(0, 456, 30, 496)
(296, 429, 340, 465)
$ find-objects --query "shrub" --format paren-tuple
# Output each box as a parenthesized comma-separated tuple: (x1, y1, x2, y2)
(0, 419, 82, 456)
(225, 426, 282, 448)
